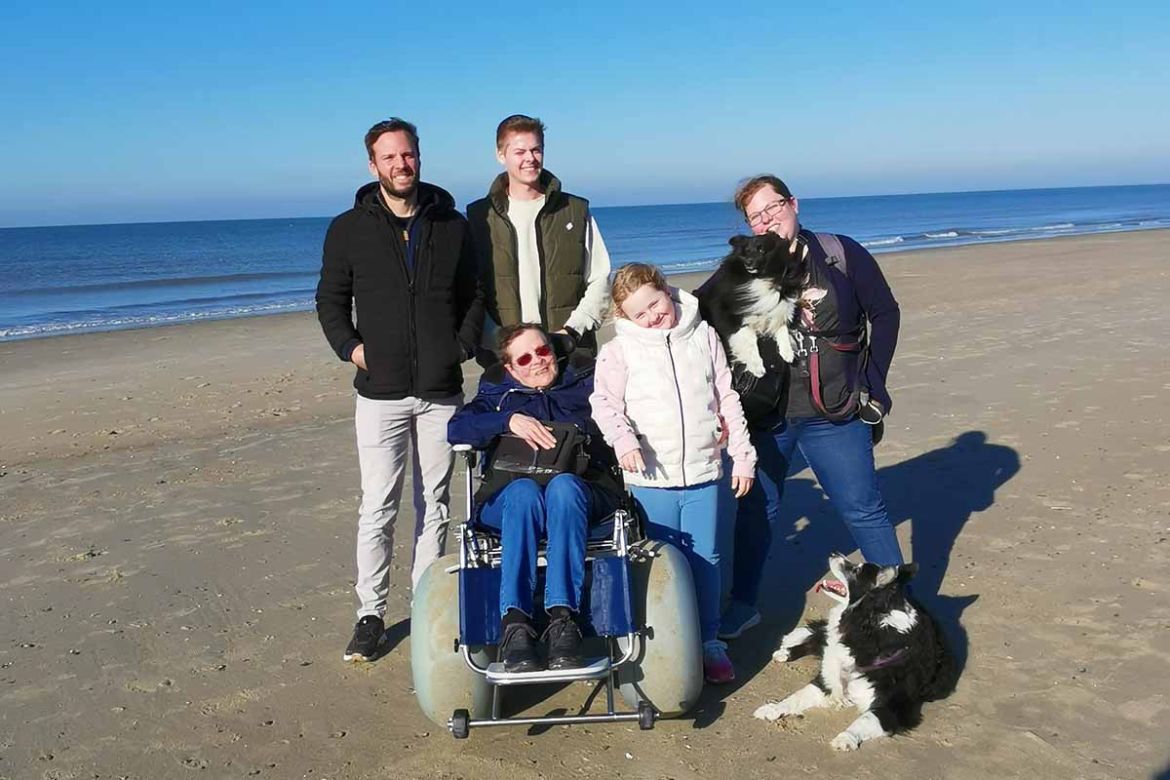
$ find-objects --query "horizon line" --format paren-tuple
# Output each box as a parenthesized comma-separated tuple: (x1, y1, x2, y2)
(3, 180, 1168, 231)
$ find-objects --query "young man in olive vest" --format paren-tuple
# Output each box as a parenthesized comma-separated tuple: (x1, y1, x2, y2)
(466, 115, 611, 359)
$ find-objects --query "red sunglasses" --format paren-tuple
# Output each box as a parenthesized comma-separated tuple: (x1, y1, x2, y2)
(512, 343, 553, 367)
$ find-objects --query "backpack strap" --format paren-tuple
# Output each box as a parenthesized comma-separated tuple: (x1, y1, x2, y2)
(800, 232, 868, 421)
(814, 232, 847, 276)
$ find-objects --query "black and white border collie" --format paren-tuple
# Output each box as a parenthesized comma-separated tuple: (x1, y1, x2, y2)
(697, 232, 807, 376)
(754, 553, 956, 751)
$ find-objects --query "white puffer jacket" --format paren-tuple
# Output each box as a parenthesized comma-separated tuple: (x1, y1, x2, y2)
(591, 288, 755, 488)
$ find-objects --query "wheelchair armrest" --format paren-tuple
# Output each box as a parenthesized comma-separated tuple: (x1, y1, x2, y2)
(453, 443, 478, 469)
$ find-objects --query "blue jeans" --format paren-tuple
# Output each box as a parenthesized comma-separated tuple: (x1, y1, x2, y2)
(732, 416, 903, 606)
(478, 474, 616, 619)
(630, 481, 729, 643)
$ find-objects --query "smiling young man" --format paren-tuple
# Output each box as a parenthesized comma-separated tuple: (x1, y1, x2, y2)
(316, 118, 484, 663)
(467, 115, 611, 360)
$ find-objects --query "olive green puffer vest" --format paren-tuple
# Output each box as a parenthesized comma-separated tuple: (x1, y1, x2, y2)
(467, 170, 590, 332)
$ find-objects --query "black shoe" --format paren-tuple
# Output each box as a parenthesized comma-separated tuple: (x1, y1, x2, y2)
(544, 613, 584, 670)
(858, 399, 885, 425)
(499, 620, 542, 673)
(343, 615, 386, 662)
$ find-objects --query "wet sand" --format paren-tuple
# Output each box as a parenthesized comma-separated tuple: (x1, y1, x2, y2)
(1, 230, 1168, 778)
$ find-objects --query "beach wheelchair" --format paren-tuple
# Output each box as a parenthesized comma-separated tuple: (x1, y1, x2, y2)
(410, 443, 704, 738)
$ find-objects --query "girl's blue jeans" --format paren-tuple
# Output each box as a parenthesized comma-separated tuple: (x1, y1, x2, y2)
(732, 416, 904, 607)
(630, 480, 729, 643)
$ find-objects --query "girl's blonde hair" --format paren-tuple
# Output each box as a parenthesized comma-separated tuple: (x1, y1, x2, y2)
(610, 263, 669, 319)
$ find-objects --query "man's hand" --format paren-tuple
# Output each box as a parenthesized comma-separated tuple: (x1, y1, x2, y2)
(731, 475, 754, 499)
(350, 343, 367, 371)
(508, 414, 558, 450)
(619, 449, 646, 474)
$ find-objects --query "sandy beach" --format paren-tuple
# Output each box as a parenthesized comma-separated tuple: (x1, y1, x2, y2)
(2, 230, 1169, 779)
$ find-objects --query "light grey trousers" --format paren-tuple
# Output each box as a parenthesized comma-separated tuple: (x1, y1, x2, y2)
(353, 392, 462, 619)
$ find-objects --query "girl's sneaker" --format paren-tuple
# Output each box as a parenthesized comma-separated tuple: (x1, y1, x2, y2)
(703, 640, 735, 684)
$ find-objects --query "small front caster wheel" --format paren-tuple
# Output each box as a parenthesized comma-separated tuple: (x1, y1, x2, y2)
(450, 708, 470, 739)
(638, 701, 656, 731)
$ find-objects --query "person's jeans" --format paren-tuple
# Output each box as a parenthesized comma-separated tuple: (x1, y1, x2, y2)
(630, 481, 728, 642)
(731, 416, 903, 607)
(478, 474, 617, 618)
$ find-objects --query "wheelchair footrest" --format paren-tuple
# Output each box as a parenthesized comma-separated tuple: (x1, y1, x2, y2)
(485, 656, 611, 686)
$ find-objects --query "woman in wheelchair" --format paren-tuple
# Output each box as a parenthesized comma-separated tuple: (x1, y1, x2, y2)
(447, 323, 624, 673)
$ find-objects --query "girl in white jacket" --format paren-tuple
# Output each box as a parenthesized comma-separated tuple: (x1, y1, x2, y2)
(590, 263, 755, 684)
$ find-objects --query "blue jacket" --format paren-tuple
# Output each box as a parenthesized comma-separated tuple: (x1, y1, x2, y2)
(448, 354, 621, 501)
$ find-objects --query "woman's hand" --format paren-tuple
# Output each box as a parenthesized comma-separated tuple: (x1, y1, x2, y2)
(508, 414, 558, 450)
(619, 449, 646, 474)
(731, 475, 754, 499)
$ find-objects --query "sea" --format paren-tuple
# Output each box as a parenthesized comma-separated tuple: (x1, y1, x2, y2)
(2, 183, 1169, 342)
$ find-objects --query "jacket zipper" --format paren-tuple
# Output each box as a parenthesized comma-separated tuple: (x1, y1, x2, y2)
(401, 219, 418, 391)
(664, 333, 687, 487)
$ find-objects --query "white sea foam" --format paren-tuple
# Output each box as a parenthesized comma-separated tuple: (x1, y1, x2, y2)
(861, 236, 904, 247)
(0, 300, 312, 342)
(925, 231, 959, 239)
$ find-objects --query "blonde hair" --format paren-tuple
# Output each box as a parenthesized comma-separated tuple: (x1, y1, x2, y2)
(610, 263, 669, 319)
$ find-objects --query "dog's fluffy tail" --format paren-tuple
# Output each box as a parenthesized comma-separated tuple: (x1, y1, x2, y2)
(773, 620, 828, 663)
(921, 626, 959, 701)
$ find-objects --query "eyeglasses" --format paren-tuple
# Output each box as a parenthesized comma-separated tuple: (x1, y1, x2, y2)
(745, 198, 791, 228)
(511, 343, 553, 367)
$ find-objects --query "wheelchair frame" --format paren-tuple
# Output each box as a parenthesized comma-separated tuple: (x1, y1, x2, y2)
(446, 444, 657, 738)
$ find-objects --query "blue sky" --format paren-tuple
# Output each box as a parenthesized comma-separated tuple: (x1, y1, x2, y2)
(2, 1, 1168, 226)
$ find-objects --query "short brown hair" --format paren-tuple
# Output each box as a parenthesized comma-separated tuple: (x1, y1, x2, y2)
(364, 118, 419, 159)
(610, 263, 669, 319)
(733, 174, 793, 215)
(496, 114, 546, 151)
(497, 322, 547, 363)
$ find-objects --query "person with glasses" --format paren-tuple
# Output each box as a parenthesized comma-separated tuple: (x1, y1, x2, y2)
(467, 115, 612, 362)
(711, 174, 904, 641)
(447, 323, 623, 672)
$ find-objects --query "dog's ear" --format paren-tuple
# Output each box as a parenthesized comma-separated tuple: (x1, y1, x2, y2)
(728, 235, 750, 252)
(875, 566, 899, 588)
(897, 563, 919, 583)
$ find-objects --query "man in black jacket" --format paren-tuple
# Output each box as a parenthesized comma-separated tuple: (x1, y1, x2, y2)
(316, 118, 484, 662)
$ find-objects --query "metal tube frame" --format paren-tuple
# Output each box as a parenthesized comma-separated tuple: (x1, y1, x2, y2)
(449, 447, 652, 735)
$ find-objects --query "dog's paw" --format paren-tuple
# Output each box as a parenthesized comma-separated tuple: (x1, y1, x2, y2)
(742, 357, 766, 377)
(774, 625, 814, 662)
(753, 701, 791, 722)
(777, 338, 795, 364)
(831, 731, 862, 752)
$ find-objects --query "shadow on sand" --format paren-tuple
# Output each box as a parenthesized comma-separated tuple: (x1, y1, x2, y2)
(690, 429, 1020, 726)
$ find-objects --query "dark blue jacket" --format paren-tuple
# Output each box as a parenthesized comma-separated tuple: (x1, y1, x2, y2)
(448, 354, 621, 501)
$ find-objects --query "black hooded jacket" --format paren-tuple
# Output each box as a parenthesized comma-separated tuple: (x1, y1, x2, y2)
(316, 182, 484, 400)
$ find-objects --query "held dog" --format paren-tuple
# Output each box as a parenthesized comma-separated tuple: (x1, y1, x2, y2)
(754, 553, 956, 751)
(696, 232, 807, 377)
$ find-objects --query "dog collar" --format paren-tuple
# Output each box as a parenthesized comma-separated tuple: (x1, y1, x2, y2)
(857, 648, 909, 672)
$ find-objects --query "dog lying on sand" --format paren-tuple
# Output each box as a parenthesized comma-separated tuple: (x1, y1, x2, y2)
(754, 553, 956, 751)
(695, 232, 807, 376)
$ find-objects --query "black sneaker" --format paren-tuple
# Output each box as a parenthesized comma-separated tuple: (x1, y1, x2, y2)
(499, 620, 542, 673)
(858, 399, 885, 425)
(544, 613, 584, 670)
(343, 615, 386, 662)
